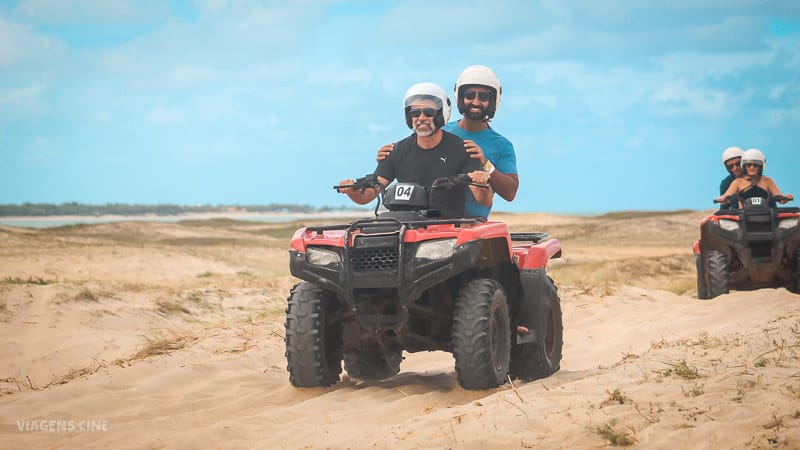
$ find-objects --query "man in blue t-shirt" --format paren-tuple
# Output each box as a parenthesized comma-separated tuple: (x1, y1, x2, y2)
(378, 65, 518, 219)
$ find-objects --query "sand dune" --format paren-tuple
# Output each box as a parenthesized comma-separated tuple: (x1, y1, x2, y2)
(1, 211, 799, 449)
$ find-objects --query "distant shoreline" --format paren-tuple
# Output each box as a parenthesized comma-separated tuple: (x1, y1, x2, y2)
(0, 211, 369, 228)
(0, 208, 707, 229)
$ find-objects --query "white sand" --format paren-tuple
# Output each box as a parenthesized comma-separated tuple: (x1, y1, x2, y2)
(1, 211, 798, 449)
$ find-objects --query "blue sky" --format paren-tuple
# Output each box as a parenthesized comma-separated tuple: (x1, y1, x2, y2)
(1, 0, 798, 214)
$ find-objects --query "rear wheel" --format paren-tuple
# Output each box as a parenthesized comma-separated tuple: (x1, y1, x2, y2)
(284, 282, 343, 387)
(509, 275, 563, 381)
(452, 279, 510, 390)
(792, 250, 800, 294)
(707, 250, 729, 298)
(696, 253, 710, 300)
(344, 349, 402, 380)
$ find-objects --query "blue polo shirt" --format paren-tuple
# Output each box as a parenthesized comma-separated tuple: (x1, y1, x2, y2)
(443, 121, 517, 219)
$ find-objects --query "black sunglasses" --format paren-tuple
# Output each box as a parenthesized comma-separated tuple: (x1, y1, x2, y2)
(744, 163, 761, 168)
(409, 108, 437, 118)
(726, 161, 740, 170)
(463, 90, 491, 102)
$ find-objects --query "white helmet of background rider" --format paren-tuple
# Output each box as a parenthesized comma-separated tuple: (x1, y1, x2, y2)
(403, 82, 451, 130)
(721, 146, 744, 165)
(741, 148, 766, 172)
(454, 65, 502, 119)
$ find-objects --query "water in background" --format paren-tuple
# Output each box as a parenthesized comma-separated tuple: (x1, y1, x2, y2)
(0, 212, 366, 229)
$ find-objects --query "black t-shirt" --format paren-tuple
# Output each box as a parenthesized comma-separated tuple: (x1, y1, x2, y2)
(375, 131, 482, 185)
(719, 174, 736, 210)
(374, 131, 482, 218)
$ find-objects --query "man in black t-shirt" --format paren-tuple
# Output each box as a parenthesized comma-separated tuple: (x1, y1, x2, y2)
(718, 146, 743, 210)
(339, 82, 492, 210)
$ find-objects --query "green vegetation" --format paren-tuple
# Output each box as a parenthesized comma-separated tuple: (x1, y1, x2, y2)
(3, 276, 53, 285)
(0, 202, 363, 217)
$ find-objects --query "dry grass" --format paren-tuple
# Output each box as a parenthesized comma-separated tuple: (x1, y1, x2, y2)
(592, 421, 636, 446)
(156, 300, 191, 315)
(552, 255, 695, 294)
(658, 359, 701, 380)
(604, 388, 629, 406)
(128, 331, 197, 361)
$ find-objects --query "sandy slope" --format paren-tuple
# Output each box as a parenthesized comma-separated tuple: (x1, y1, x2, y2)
(1, 212, 799, 449)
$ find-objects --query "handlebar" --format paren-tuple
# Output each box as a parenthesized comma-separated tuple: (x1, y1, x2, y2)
(334, 174, 381, 192)
(431, 174, 489, 189)
(335, 173, 488, 192)
(714, 193, 793, 206)
(769, 195, 792, 204)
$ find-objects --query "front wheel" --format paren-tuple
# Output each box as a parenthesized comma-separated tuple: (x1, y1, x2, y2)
(696, 253, 710, 300)
(792, 250, 800, 294)
(452, 279, 511, 390)
(284, 282, 343, 387)
(707, 250, 729, 298)
(509, 275, 563, 381)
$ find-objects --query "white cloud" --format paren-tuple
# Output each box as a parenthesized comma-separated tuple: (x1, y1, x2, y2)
(145, 106, 187, 125)
(14, 0, 167, 24)
(504, 94, 558, 112)
(367, 123, 390, 133)
(766, 106, 800, 127)
(170, 66, 218, 84)
(651, 78, 733, 117)
(0, 15, 67, 69)
(88, 111, 111, 122)
(0, 83, 46, 106)
(655, 51, 772, 79)
(306, 67, 372, 85)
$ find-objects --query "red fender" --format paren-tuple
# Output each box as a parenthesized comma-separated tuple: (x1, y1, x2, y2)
(515, 238, 562, 269)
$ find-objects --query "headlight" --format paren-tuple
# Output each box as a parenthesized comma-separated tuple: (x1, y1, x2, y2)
(415, 239, 456, 262)
(718, 219, 740, 232)
(306, 247, 340, 268)
(778, 218, 799, 229)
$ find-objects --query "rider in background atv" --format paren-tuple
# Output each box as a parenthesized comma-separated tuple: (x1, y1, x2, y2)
(716, 148, 794, 208)
(376, 65, 517, 220)
(718, 146, 743, 211)
(338, 82, 492, 208)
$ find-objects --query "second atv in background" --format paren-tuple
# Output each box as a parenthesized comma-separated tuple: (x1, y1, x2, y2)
(694, 194, 800, 299)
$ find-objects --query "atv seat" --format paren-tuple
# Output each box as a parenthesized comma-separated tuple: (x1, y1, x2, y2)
(510, 232, 549, 243)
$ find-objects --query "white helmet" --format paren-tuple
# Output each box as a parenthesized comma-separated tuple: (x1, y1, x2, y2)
(403, 82, 451, 130)
(741, 148, 766, 171)
(721, 146, 744, 164)
(454, 65, 502, 119)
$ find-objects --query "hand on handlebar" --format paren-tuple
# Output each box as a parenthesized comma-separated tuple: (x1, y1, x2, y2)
(715, 194, 739, 205)
(334, 174, 381, 194)
(468, 170, 491, 187)
(771, 194, 794, 204)
(336, 179, 356, 194)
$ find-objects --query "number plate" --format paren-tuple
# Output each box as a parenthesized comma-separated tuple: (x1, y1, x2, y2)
(395, 184, 414, 201)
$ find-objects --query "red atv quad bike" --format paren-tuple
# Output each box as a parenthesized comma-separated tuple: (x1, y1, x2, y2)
(284, 174, 564, 390)
(694, 194, 800, 299)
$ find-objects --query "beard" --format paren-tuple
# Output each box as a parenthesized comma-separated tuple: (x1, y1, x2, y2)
(463, 104, 486, 120)
(413, 121, 436, 137)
